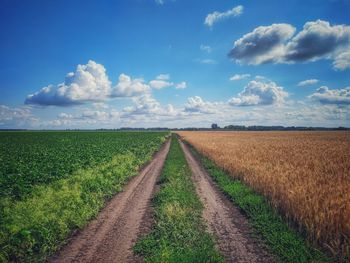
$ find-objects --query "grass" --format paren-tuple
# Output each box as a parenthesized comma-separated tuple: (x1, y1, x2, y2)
(134, 135, 223, 263)
(186, 140, 330, 263)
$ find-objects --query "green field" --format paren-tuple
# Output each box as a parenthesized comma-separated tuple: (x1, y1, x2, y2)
(0, 131, 168, 262)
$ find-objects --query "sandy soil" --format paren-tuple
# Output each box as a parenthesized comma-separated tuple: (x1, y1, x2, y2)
(180, 140, 275, 263)
(49, 140, 170, 263)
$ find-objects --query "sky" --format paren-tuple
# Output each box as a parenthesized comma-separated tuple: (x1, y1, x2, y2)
(0, 0, 349, 129)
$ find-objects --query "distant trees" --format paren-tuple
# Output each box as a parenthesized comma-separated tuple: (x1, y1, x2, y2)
(211, 123, 219, 129)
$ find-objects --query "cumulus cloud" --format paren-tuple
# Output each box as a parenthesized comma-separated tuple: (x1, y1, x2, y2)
(149, 79, 170, 90)
(200, 44, 212, 53)
(333, 51, 350, 70)
(155, 74, 170, 80)
(149, 74, 187, 90)
(112, 74, 150, 97)
(228, 24, 296, 65)
(205, 5, 243, 27)
(25, 60, 112, 106)
(122, 93, 179, 118)
(25, 61, 188, 106)
(185, 96, 220, 114)
(149, 74, 173, 89)
(229, 80, 288, 106)
(297, 79, 319, 86)
(230, 74, 251, 81)
(284, 20, 350, 63)
(309, 86, 350, 104)
(228, 20, 350, 70)
(0, 105, 38, 127)
(175, 81, 187, 89)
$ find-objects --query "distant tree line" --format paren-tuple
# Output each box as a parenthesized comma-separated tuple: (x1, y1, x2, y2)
(171, 124, 349, 131)
(1, 125, 349, 132)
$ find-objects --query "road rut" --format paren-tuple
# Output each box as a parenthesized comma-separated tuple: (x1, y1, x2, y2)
(180, 140, 275, 263)
(49, 139, 170, 263)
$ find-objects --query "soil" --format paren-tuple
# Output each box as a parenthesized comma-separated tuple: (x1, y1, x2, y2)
(180, 140, 275, 263)
(49, 140, 170, 263)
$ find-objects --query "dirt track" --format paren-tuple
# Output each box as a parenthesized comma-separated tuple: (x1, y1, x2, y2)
(180, 140, 275, 263)
(49, 140, 170, 263)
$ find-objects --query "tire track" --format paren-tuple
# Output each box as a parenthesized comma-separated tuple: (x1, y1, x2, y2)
(49, 139, 170, 263)
(180, 140, 275, 263)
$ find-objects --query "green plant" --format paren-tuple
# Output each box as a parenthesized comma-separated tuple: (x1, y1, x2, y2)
(134, 136, 223, 263)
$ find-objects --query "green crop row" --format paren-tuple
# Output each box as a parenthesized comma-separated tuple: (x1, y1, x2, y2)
(134, 135, 223, 262)
(0, 131, 168, 262)
(0, 131, 168, 200)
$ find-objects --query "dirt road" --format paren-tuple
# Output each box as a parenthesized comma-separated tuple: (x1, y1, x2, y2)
(180, 140, 275, 263)
(49, 140, 170, 263)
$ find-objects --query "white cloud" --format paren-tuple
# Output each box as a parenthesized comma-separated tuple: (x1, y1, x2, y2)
(230, 74, 251, 81)
(185, 96, 220, 114)
(175, 81, 187, 89)
(309, 86, 350, 105)
(229, 24, 296, 65)
(205, 5, 243, 27)
(297, 79, 319, 86)
(149, 74, 187, 90)
(155, 74, 170, 80)
(25, 61, 188, 107)
(229, 80, 288, 106)
(25, 60, 112, 106)
(122, 93, 180, 118)
(229, 20, 350, 70)
(112, 73, 150, 97)
(149, 80, 173, 89)
(200, 44, 212, 53)
(284, 20, 350, 65)
(0, 105, 38, 128)
(333, 51, 350, 70)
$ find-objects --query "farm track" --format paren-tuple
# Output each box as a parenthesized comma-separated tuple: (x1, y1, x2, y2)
(49, 139, 170, 263)
(180, 140, 275, 263)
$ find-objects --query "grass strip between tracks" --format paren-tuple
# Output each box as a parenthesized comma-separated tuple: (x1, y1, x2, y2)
(184, 140, 331, 263)
(134, 136, 224, 262)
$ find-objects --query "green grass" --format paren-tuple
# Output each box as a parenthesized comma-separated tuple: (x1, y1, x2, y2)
(186, 141, 330, 263)
(0, 131, 168, 262)
(134, 136, 223, 263)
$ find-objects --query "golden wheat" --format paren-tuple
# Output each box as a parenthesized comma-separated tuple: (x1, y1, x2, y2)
(178, 131, 350, 259)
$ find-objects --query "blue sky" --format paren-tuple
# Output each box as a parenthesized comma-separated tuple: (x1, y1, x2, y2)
(0, 0, 349, 128)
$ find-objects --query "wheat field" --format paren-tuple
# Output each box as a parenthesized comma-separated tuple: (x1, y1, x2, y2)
(178, 131, 350, 259)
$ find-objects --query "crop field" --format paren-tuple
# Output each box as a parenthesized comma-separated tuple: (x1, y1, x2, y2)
(1, 130, 347, 262)
(0, 131, 167, 200)
(178, 131, 350, 260)
(0, 131, 168, 262)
